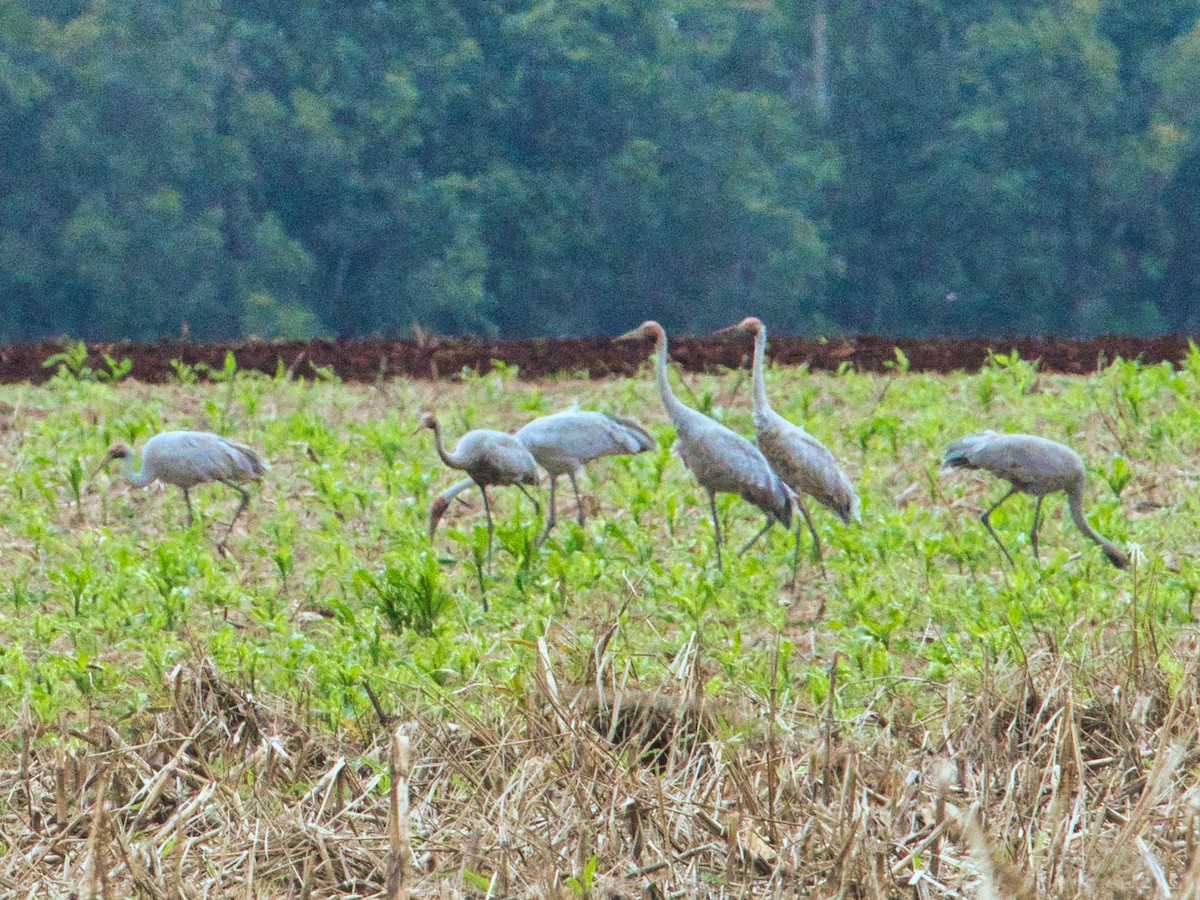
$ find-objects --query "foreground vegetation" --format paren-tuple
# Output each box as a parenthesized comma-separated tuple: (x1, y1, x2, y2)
(2, 350, 1200, 896)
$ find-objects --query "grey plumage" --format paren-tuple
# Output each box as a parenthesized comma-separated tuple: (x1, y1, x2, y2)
(942, 430, 1129, 569)
(617, 320, 792, 572)
(419, 411, 539, 564)
(717, 316, 859, 586)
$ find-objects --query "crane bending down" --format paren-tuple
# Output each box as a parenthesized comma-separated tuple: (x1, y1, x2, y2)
(717, 316, 859, 585)
(430, 410, 656, 542)
(617, 321, 792, 572)
(941, 431, 1129, 569)
(418, 411, 539, 563)
(102, 431, 268, 547)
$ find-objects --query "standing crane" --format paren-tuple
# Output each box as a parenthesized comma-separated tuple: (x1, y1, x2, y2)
(941, 431, 1129, 569)
(716, 316, 859, 585)
(516, 410, 656, 542)
(616, 321, 792, 572)
(101, 431, 268, 547)
(429, 410, 656, 542)
(418, 411, 539, 564)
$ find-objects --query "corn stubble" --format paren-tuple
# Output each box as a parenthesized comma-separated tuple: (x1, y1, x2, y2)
(4, 354, 1200, 895)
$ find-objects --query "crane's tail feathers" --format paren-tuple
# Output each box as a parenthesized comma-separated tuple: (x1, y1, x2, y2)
(771, 476, 794, 529)
(606, 415, 657, 453)
(225, 440, 269, 478)
(941, 431, 997, 472)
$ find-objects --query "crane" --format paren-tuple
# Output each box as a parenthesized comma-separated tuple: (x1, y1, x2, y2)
(101, 431, 268, 547)
(429, 410, 656, 542)
(716, 316, 859, 585)
(418, 411, 539, 563)
(941, 430, 1129, 569)
(616, 320, 792, 572)
(516, 410, 656, 542)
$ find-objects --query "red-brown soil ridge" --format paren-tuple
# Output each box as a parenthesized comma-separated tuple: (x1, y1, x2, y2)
(9, 334, 1197, 383)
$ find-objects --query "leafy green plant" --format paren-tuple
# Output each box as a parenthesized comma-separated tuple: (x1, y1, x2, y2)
(42, 339, 95, 382)
(170, 358, 199, 385)
(98, 353, 132, 383)
(353, 554, 449, 636)
(566, 855, 599, 897)
(1104, 455, 1134, 498)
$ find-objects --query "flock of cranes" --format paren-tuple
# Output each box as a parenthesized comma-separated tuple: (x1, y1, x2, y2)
(97, 318, 1130, 577)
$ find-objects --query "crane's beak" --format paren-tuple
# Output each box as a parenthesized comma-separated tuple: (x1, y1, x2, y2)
(615, 327, 643, 342)
(712, 323, 742, 336)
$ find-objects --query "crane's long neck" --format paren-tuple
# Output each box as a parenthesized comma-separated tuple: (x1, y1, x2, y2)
(119, 453, 154, 488)
(429, 420, 461, 470)
(653, 331, 689, 426)
(1066, 482, 1119, 556)
(750, 326, 772, 417)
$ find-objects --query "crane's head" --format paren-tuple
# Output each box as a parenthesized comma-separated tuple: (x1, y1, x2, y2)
(615, 321, 665, 343)
(93, 442, 133, 478)
(102, 442, 133, 463)
(712, 316, 764, 337)
(429, 495, 450, 539)
(415, 411, 439, 434)
(1105, 544, 1131, 570)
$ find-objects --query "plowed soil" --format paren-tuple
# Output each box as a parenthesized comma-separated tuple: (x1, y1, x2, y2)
(11, 333, 1197, 383)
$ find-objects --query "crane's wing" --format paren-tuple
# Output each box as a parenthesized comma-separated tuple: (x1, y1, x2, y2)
(149, 432, 267, 483)
(216, 437, 269, 479)
(943, 432, 1076, 489)
(761, 426, 859, 524)
(472, 434, 539, 485)
(517, 411, 655, 464)
(676, 422, 792, 525)
(941, 431, 1000, 471)
(603, 414, 656, 453)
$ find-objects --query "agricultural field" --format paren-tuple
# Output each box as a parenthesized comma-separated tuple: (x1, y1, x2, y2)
(1, 347, 1199, 897)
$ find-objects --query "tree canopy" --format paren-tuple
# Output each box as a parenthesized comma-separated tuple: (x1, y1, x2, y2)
(1, 0, 1198, 340)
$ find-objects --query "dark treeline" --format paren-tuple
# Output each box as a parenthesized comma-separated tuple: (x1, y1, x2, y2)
(2, 0, 1199, 341)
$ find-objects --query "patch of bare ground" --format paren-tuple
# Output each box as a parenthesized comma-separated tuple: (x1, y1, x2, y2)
(7, 333, 1200, 383)
(4, 617, 1200, 898)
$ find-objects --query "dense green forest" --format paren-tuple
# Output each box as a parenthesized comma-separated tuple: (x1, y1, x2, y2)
(1, 0, 1199, 340)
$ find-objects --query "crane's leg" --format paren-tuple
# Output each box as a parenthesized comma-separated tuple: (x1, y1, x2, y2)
(980, 487, 1019, 568)
(739, 518, 774, 555)
(480, 485, 494, 566)
(796, 494, 824, 565)
(1029, 496, 1044, 563)
(515, 483, 541, 520)
(570, 472, 585, 527)
(791, 494, 827, 587)
(708, 490, 724, 572)
(537, 476, 558, 546)
(181, 488, 194, 527)
(217, 479, 251, 547)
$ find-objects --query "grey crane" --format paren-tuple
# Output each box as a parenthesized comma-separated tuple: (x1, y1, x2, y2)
(941, 431, 1129, 569)
(101, 430, 268, 547)
(616, 320, 792, 572)
(429, 409, 656, 542)
(716, 316, 859, 585)
(516, 409, 656, 542)
(418, 411, 539, 563)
